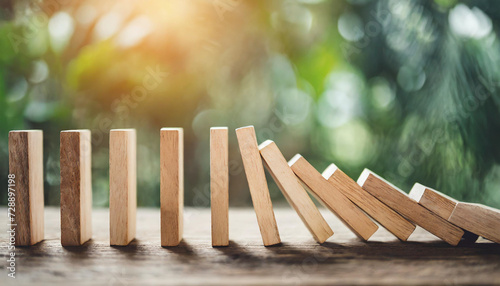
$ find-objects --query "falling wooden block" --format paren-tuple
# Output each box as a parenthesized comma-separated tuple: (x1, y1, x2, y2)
(409, 183, 479, 243)
(60, 130, 92, 246)
(409, 183, 459, 220)
(259, 140, 333, 243)
(289, 156, 378, 241)
(322, 163, 415, 241)
(211, 127, 229, 247)
(235, 126, 281, 246)
(357, 169, 464, 246)
(9, 130, 44, 246)
(449, 203, 500, 244)
(109, 129, 137, 246)
(161, 128, 184, 247)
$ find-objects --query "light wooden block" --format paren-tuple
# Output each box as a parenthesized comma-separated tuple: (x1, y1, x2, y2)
(60, 130, 92, 246)
(109, 129, 137, 246)
(322, 163, 415, 241)
(449, 203, 500, 244)
(259, 141, 333, 243)
(211, 127, 229, 247)
(357, 169, 464, 246)
(409, 183, 458, 220)
(289, 156, 378, 241)
(235, 126, 281, 246)
(161, 128, 184, 247)
(9, 130, 44, 246)
(409, 183, 479, 243)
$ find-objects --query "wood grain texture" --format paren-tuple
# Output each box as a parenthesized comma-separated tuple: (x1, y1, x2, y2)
(322, 163, 415, 241)
(109, 129, 137, 246)
(211, 127, 229, 247)
(289, 156, 378, 241)
(259, 141, 333, 243)
(449, 203, 500, 244)
(235, 126, 280, 246)
(409, 183, 458, 220)
(2, 207, 500, 286)
(9, 130, 44, 246)
(60, 130, 92, 246)
(161, 128, 184, 246)
(357, 169, 464, 246)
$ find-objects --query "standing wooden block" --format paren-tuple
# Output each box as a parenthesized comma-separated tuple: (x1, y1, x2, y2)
(9, 130, 44, 246)
(109, 129, 137, 246)
(289, 156, 378, 241)
(322, 163, 416, 241)
(409, 183, 478, 243)
(211, 127, 229, 247)
(235, 126, 280, 246)
(449, 203, 500, 244)
(357, 169, 464, 246)
(161, 128, 184, 247)
(60, 130, 92, 246)
(259, 141, 333, 243)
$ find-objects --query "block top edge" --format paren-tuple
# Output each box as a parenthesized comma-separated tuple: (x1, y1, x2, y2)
(287, 154, 303, 166)
(235, 125, 255, 131)
(110, 128, 136, 132)
(356, 168, 373, 186)
(161, 127, 183, 131)
(258, 139, 274, 150)
(9, 130, 43, 133)
(322, 163, 339, 179)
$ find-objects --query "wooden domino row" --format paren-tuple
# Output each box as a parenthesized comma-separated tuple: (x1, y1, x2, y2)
(8, 127, 500, 247)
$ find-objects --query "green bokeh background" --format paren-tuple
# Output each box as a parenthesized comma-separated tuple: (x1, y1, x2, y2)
(1, 0, 500, 208)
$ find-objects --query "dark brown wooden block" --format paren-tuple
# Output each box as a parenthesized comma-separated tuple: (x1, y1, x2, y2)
(60, 130, 92, 246)
(9, 130, 44, 246)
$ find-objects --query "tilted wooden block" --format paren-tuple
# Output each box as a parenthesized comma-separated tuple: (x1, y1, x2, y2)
(409, 183, 459, 220)
(322, 163, 415, 241)
(211, 127, 229, 247)
(409, 183, 478, 243)
(161, 128, 184, 247)
(9, 130, 44, 246)
(289, 156, 378, 240)
(109, 129, 137, 246)
(60, 130, 92, 246)
(236, 126, 281, 246)
(449, 203, 500, 244)
(357, 169, 464, 246)
(259, 141, 333, 243)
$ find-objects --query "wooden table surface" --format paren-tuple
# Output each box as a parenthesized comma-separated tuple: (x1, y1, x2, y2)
(1, 207, 500, 285)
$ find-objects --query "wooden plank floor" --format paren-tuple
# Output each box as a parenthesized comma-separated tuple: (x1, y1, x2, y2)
(2, 207, 500, 285)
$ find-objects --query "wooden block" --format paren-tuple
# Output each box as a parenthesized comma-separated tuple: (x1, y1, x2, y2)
(235, 126, 281, 246)
(449, 203, 500, 244)
(161, 128, 184, 247)
(109, 129, 137, 246)
(409, 183, 458, 219)
(409, 183, 479, 243)
(259, 140, 333, 243)
(322, 163, 415, 241)
(60, 130, 92, 246)
(9, 130, 44, 246)
(357, 169, 464, 246)
(289, 156, 377, 241)
(211, 127, 229, 247)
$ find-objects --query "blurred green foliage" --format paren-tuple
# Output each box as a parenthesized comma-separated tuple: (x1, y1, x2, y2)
(1, 0, 500, 208)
